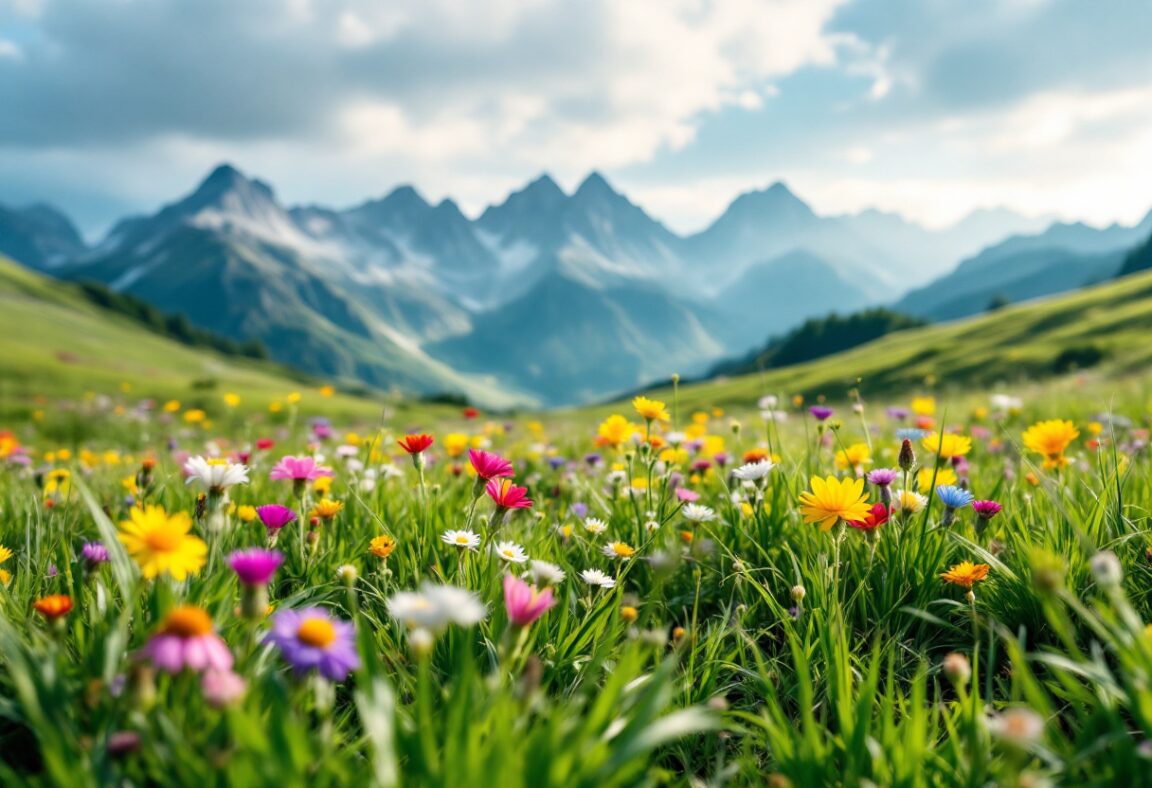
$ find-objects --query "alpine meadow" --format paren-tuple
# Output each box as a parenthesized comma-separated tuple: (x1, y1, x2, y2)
(2, 1, 1152, 786)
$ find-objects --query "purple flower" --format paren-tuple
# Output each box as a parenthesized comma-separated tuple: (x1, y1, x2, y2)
(139, 607, 233, 675)
(570, 502, 589, 519)
(866, 468, 899, 487)
(264, 607, 359, 681)
(81, 541, 110, 569)
(547, 456, 566, 470)
(269, 456, 333, 482)
(256, 504, 297, 533)
(228, 548, 284, 586)
(886, 407, 910, 421)
(809, 406, 834, 421)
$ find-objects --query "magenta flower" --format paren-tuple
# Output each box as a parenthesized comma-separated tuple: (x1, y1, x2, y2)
(486, 478, 533, 510)
(468, 449, 514, 480)
(256, 504, 297, 533)
(676, 488, 700, 502)
(269, 455, 334, 482)
(138, 606, 234, 675)
(810, 406, 834, 421)
(201, 670, 247, 708)
(972, 500, 1003, 520)
(503, 574, 555, 627)
(228, 548, 284, 586)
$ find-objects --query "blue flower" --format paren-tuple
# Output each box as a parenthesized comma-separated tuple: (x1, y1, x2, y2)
(936, 485, 974, 510)
(896, 428, 929, 442)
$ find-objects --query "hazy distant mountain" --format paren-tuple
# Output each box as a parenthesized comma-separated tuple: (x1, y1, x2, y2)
(894, 212, 1152, 320)
(4, 162, 1111, 406)
(0, 202, 87, 270)
(711, 250, 874, 349)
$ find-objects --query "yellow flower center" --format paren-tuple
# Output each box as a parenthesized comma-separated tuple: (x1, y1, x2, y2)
(161, 606, 214, 638)
(144, 528, 183, 552)
(297, 618, 337, 648)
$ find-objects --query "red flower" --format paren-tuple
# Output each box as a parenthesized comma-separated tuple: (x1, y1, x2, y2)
(256, 438, 275, 451)
(849, 502, 889, 532)
(486, 478, 533, 510)
(397, 433, 434, 454)
(462, 407, 480, 420)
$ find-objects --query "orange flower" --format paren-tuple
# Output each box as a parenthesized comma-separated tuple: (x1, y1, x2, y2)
(941, 561, 990, 589)
(33, 594, 73, 620)
(397, 434, 434, 454)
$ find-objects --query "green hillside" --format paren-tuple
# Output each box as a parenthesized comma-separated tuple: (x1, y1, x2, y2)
(0, 255, 397, 421)
(624, 267, 1152, 413)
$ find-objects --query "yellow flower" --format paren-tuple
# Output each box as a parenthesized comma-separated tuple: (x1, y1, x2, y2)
(286, 392, 302, 404)
(237, 505, 257, 523)
(223, 392, 241, 408)
(269, 400, 283, 413)
(443, 433, 469, 458)
(44, 469, 72, 499)
(313, 476, 334, 496)
(632, 396, 670, 423)
(1022, 419, 1079, 468)
(596, 415, 635, 447)
(798, 475, 871, 531)
(319, 385, 335, 398)
(911, 396, 936, 416)
(163, 400, 181, 413)
(0, 568, 9, 585)
(369, 534, 396, 559)
(0, 545, 13, 564)
(921, 432, 972, 458)
(941, 561, 990, 589)
(834, 443, 872, 473)
(183, 409, 206, 424)
(309, 499, 344, 520)
(918, 466, 957, 492)
(118, 505, 207, 581)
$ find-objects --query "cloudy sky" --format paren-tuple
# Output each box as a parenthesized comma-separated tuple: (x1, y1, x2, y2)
(1, 0, 1150, 237)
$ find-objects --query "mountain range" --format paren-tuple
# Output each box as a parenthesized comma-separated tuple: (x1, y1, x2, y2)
(2, 164, 1145, 407)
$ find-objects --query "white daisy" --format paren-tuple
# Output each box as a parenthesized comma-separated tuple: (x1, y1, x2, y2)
(529, 559, 566, 585)
(602, 542, 636, 560)
(183, 456, 250, 493)
(579, 569, 617, 589)
(386, 582, 486, 631)
(493, 540, 529, 564)
(584, 517, 608, 535)
(732, 459, 775, 481)
(682, 503, 717, 523)
(441, 529, 480, 550)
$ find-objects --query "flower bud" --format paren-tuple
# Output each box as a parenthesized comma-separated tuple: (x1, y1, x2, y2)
(1090, 551, 1123, 590)
(790, 585, 806, 603)
(898, 439, 915, 472)
(942, 652, 971, 687)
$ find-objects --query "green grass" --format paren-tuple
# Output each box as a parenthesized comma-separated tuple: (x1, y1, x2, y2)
(625, 268, 1152, 414)
(0, 255, 422, 423)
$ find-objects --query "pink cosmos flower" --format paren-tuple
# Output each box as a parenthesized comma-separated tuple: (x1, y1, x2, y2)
(503, 574, 555, 627)
(468, 449, 514, 481)
(269, 455, 334, 482)
(675, 488, 700, 502)
(486, 478, 533, 510)
(138, 606, 233, 675)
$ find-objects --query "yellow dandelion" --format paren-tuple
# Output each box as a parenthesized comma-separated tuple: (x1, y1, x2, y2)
(798, 475, 871, 531)
(941, 561, 990, 589)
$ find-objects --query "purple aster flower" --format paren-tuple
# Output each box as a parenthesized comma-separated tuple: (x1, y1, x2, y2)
(809, 406, 834, 421)
(886, 407, 910, 421)
(228, 548, 284, 586)
(82, 541, 110, 569)
(547, 456, 566, 470)
(866, 468, 899, 487)
(583, 453, 602, 467)
(46, 564, 58, 578)
(570, 502, 589, 519)
(256, 504, 297, 533)
(264, 607, 360, 681)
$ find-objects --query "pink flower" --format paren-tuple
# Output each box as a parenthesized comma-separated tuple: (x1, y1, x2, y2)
(201, 670, 247, 708)
(486, 478, 533, 510)
(468, 449, 514, 481)
(972, 500, 1003, 520)
(676, 488, 700, 502)
(138, 606, 233, 675)
(503, 574, 555, 627)
(269, 455, 333, 482)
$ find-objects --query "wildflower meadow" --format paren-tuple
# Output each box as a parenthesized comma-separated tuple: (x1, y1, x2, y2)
(2, 383, 1152, 786)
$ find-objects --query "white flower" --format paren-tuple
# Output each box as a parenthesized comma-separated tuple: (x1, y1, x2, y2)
(758, 395, 778, 409)
(580, 569, 616, 589)
(493, 540, 529, 564)
(1090, 551, 1123, 589)
(336, 564, 358, 583)
(893, 490, 928, 513)
(644, 519, 660, 533)
(335, 444, 359, 459)
(441, 529, 480, 550)
(584, 517, 608, 535)
(183, 456, 250, 493)
(665, 431, 686, 446)
(602, 542, 636, 560)
(529, 559, 566, 585)
(732, 459, 775, 481)
(990, 394, 1023, 412)
(386, 582, 486, 631)
(379, 464, 405, 480)
(682, 503, 716, 523)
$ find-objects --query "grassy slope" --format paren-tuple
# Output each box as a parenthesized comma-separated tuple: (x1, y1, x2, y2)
(0, 255, 405, 421)
(609, 267, 1152, 414)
